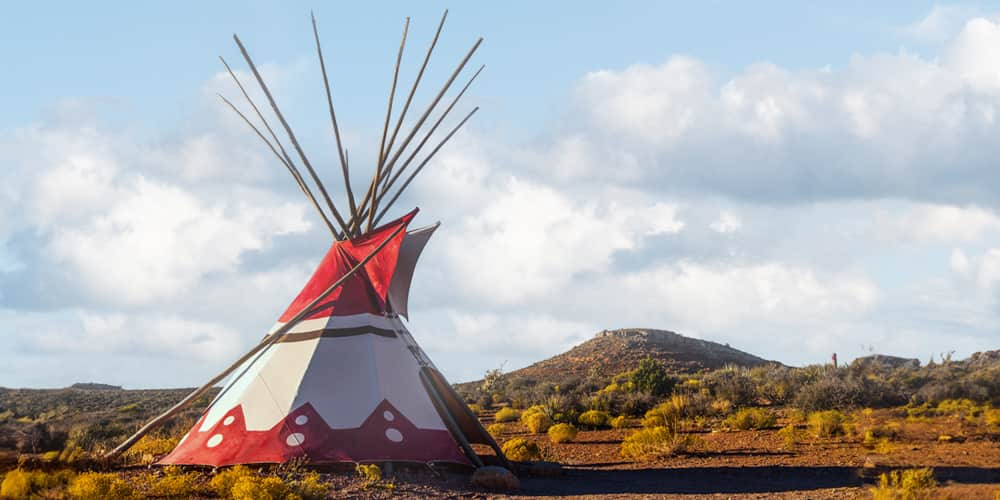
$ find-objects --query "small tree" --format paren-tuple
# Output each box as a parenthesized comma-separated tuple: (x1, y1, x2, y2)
(630, 357, 674, 396)
(481, 362, 508, 400)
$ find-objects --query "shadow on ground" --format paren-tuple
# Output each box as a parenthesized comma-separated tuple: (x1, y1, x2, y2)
(516, 466, 1000, 496)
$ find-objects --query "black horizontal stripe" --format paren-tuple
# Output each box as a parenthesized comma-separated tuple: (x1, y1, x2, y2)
(270, 327, 398, 343)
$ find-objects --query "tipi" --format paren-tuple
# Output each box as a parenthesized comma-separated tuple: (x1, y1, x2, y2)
(109, 11, 506, 468)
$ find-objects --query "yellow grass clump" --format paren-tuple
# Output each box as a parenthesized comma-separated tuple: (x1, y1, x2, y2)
(0, 469, 32, 499)
(725, 408, 777, 430)
(870, 468, 937, 500)
(502, 437, 541, 462)
(620, 427, 696, 462)
(209, 465, 255, 497)
(808, 410, 849, 438)
(611, 415, 630, 429)
(548, 423, 578, 443)
(467, 404, 483, 416)
(68, 472, 139, 500)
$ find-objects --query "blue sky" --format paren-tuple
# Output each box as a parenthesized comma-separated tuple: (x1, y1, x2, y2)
(2, 3, 1000, 388)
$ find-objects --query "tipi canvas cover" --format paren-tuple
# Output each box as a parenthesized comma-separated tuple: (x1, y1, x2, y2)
(160, 212, 494, 466)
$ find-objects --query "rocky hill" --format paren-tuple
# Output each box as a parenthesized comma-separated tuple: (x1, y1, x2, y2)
(499, 328, 773, 384)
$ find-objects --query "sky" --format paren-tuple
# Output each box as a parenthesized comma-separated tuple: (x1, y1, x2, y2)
(2, 2, 1000, 388)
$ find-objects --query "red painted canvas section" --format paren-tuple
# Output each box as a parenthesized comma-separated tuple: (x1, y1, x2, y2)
(278, 210, 417, 322)
(159, 400, 470, 467)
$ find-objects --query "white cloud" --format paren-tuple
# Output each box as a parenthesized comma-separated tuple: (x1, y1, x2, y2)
(47, 178, 309, 305)
(899, 5, 984, 43)
(562, 18, 1000, 206)
(441, 177, 684, 304)
(6, 11, 1000, 389)
(879, 204, 1000, 243)
(710, 211, 742, 234)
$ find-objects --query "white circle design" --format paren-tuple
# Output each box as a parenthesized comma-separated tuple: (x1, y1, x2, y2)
(385, 428, 403, 442)
(206, 434, 224, 448)
(223, 416, 235, 426)
(286, 433, 305, 446)
(295, 415, 309, 425)
(383, 410, 395, 421)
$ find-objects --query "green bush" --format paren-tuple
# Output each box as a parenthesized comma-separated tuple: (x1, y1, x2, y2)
(629, 357, 675, 396)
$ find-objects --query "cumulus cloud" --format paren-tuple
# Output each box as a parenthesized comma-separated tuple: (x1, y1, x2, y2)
(4, 10, 1000, 388)
(557, 18, 1000, 207)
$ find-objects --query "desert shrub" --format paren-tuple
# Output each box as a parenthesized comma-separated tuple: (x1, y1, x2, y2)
(501, 437, 541, 462)
(467, 404, 483, 416)
(871, 468, 937, 500)
(611, 415, 630, 429)
(618, 391, 657, 417)
(578, 410, 611, 428)
(292, 471, 330, 500)
(793, 375, 866, 412)
(548, 423, 578, 443)
(230, 475, 290, 500)
(711, 398, 734, 416)
(985, 408, 1000, 430)
(725, 408, 777, 430)
(68, 472, 139, 500)
(935, 398, 982, 419)
(494, 407, 521, 423)
(703, 366, 757, 407)
(356, 463, 382, 484)
(59, 444, 87, 463)
(145, 466, 200, 498)
(642, 401, 683, 431)
(1, 469, 32, 498)
(808, 410, 849, 438)
(629, 357, 675, 396)
(209, 465, 254, 497)
(487, 423, 505, 436)
(620, 427, 695, 461)
(524, 412, 553, 434)
(125, 435, 178, 464)
(778, 424, 801, 450)
(520, 405, 545, 420)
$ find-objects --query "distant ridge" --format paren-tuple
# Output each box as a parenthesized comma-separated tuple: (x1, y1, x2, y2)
(500, 328, 774, 384)
(69, 382, 123, 390)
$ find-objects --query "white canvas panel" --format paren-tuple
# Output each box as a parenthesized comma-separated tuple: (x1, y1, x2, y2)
(200, 339, 319, 431)
(371, 333, 448, 430)
(292, 335, 382, 428)
(388, 224, 438, 319)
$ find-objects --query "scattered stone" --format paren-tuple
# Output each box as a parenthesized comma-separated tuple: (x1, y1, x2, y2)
(527, 461, 562, 477)
(471, 466, 520, 490)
